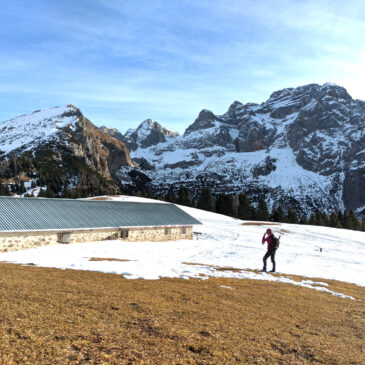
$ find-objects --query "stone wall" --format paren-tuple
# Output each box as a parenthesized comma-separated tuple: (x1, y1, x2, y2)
(0, 226, 193, 252)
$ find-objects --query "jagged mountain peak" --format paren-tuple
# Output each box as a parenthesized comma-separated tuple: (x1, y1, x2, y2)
(268, 82, 352, 105)
(129, 82, 365, 219)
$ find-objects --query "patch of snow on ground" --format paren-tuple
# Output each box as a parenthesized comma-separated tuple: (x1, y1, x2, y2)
(0, 196, 364, 300)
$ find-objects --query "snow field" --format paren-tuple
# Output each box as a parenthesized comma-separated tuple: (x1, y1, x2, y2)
(0, 196, 364, 300)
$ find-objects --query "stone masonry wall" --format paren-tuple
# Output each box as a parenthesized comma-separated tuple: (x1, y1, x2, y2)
(0, 226, 193, 252)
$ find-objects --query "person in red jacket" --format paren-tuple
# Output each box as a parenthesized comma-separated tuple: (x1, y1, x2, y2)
(261, 228, 276, 272)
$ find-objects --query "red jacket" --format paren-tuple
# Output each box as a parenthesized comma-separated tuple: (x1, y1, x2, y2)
(262, 234, 274, 251)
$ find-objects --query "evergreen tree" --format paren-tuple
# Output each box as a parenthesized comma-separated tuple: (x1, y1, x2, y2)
(286, 208, 298, 224)
(271, 205, 285, 223)
(177, 187, 192, 207)
(165, 189, 175, 203)
(346, 210, 360, 231)
(256, 198, 269, 221)
(197, 188, 215, 212)
(20, 181, 26, 194)
(237, 194, 254, 220)
(299, 215, 308, 225)
(308, 213, 317, 225)
(329, 212, 339, 227)
(320, 212, 330, 227)
(0, 182, 10, 196)
(215, 193, 234, 216)
(232, 194, 239, 217)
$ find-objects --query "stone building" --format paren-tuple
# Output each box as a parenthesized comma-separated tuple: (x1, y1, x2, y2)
(0, 197, 201, 252)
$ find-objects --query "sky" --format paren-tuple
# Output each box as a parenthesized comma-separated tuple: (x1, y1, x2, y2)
(0, 0, 364, 134)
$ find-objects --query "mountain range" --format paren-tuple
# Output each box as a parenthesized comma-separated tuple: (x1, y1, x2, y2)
(0, 83, 364, 219)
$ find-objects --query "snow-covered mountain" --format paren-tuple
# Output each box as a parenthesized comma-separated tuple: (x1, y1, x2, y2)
(0, 105, 134, 195)
(105, 83, 365, 219)
(1, 83, 364, 218)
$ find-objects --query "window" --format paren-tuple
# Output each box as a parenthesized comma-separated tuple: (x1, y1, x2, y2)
(57, 232, 71, 244)
(120, 230, 129, 239)
(181, 227, 187, 235)
(164, 228, 172, 235)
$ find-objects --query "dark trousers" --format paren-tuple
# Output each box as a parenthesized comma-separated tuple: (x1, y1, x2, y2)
(263, 249, 276, 271)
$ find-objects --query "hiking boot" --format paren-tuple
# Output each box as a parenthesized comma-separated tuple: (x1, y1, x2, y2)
(269, 269, 275, 272)
(260, 269, 266, 272)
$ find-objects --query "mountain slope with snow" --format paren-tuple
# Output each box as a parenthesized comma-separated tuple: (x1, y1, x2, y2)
(0, 196, 364, 299)
(0, 105, 134, 195)
(111, 83, 365, 219)
(0, 106, 78, 155)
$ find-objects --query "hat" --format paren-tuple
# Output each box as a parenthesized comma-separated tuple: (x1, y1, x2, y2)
(266, 228, 272, 234)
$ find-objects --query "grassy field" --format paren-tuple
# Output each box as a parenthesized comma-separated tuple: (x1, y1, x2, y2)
(0, 263, 364, 364)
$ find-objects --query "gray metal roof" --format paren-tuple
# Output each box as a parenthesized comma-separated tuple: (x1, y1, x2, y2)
(0, 197, 201, 232)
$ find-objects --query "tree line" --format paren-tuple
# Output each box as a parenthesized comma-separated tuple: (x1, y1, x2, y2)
(144, 187, 365, 232)
(1, 179, 364, 231)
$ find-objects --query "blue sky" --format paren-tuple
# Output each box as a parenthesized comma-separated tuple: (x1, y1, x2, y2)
(1, 0, 364, 133)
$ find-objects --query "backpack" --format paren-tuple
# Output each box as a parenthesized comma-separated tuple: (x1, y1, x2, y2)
(272, 235, 280, 250)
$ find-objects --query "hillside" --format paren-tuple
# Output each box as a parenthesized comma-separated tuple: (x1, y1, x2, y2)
(0, 106, 136, 197)
(0, 257, 364, 364)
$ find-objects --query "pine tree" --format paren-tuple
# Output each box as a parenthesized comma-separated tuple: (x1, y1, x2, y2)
(197, 188, 215, 212)
(177, 187, 192, 207)
(346, 210, 360, 231)
(286, 208, 298, 224)
(237, 194, 254, 220)
(308, 213, 316, 225)
(165, 189, 175, 203)
(20, 181, 26, 194)
(216, 193, 233, 216)
(299, 215, 308, 225)
(271, 205, 285, 223)
(256, 199, 269, 221)
(320, 212, 330, 226)
(232, 194, 239, 217)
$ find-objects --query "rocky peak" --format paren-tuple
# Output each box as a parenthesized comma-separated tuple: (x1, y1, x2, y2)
(123, 119, 179, 151)
(184, 109, 220, 136)
(99, 125, 126, 143)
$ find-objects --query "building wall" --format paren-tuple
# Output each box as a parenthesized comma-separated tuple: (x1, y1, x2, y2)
(0, 226, 193, 252)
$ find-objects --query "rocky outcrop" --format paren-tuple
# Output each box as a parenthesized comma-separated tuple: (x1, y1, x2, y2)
(68, 113, 133, 180)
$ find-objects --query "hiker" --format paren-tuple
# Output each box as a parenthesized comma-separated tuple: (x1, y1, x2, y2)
(261, 228, 276, 272)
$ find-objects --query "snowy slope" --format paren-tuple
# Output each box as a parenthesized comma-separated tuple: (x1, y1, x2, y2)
(0, 105, 78, 155)
(0, 196, 364, 299)
(113, 83, 365, 218)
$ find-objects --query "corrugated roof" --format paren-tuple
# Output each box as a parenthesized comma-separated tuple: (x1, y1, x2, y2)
(0, 197, 201, 232)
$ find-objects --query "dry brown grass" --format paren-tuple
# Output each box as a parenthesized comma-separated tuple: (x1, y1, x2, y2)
(88, 197, 112, 201)
(242, 222, 281, 226)
(182, 262, 243, 273)
(0, 263, 364, 364)
(88, 258, 133, 262)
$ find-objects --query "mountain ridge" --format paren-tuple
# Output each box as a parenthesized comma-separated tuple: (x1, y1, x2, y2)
(1, 82, 364, 219)
(105, 82, 365, 219)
